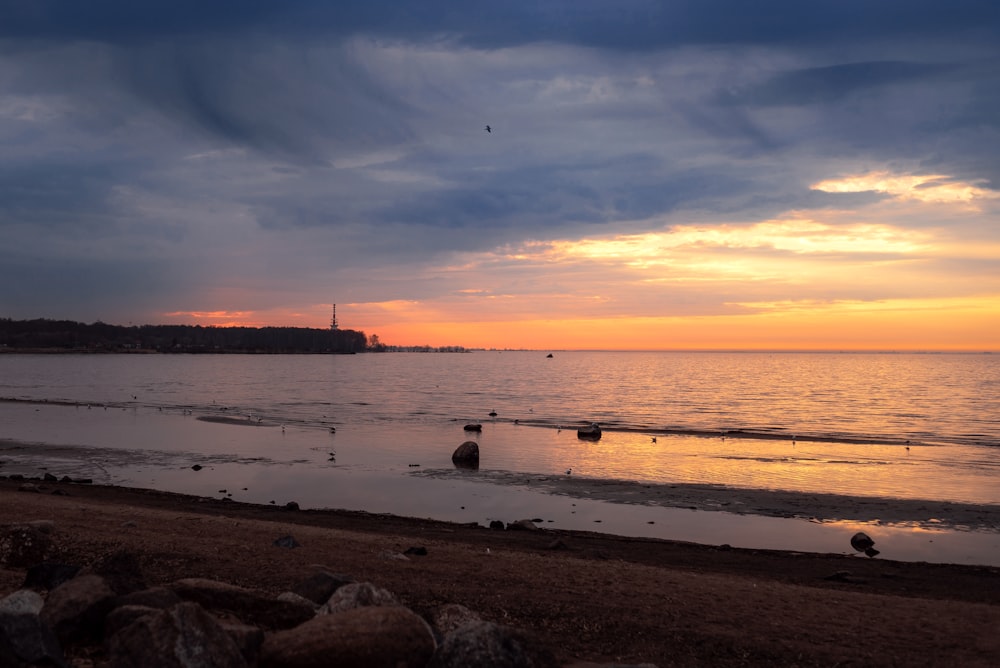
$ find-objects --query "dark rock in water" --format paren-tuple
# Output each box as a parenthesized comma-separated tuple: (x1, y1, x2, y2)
(577, 423, 602, 440)
(489, 521, 505, 531)
(850, 532, 876, 555)
(190, 464, 203, 471)
(463, 423, 482, 432)
(451, 441, 480, 469)
(107, 601, 247, 668)
(260, 606, 435, 668)
(24, 563, 81, 591)
(546, 353, 553, 358)
(428, 620, 557, 668)
(273, 535, 300, 549)
(864, 546, 880, 558)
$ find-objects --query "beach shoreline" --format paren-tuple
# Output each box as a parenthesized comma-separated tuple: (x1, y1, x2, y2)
(4, 431, 1000, 569)
(415, 468, 1000, 531)
(2, 478, 999, 666)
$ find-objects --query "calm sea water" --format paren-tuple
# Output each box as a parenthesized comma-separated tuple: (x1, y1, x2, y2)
(1, 351, 999, 565)
(2, 351, 998, 445)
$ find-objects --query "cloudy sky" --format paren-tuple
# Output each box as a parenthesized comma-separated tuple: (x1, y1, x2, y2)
(2, 1, 999, 350)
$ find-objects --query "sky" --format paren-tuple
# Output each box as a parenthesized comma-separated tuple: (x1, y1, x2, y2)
(2, 1, 999, 350)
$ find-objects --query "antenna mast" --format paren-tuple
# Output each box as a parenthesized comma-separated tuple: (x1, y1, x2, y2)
(330, 304, 339, 330)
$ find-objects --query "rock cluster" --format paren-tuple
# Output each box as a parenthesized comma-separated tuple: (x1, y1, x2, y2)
(1, 520, 655, 667)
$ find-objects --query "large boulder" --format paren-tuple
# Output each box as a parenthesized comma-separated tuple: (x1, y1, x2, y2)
(40, 574, 117, 644)
(0, 589, 66, 667)
(106, 601, 248, 668)
(117, 585, 183, 611)
(430, 603, 481, 638)
(170, 578, 315, 630)
(260, 605, 436, 668)
(23, 562, 81, 591)
(0, 525, 53, 568)
(429, 620, 556, 667)
(320, 582, 399, 615)
(289, 570, 354, 605)
(451, 441, 480, 469)
(85, 549, 147, 595)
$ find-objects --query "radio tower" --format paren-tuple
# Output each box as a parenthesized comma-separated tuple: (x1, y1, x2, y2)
(330, 304, 339, 330)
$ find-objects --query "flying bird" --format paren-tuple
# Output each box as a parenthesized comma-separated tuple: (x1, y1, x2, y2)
(484, 125, 491, 133)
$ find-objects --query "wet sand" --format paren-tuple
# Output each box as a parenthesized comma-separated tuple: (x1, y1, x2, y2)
(416, 468, 1000, 531)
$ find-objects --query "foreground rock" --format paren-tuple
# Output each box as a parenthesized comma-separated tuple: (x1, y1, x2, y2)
(0, 589, 65, 667)
(429, 620, 557, 668)
(41, 574, 117, 644)
(0, 561, 574, 667)
(170, 578, 315, 630)
(107, 601, 247, 668)
(260, 605, 436, 667)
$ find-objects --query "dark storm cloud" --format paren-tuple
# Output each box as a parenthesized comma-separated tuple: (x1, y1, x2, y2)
(725, 61, 960, 108)
(4, 1, 999, 49)
(0, 250, 185, 318)
(0, 160, 120, 230)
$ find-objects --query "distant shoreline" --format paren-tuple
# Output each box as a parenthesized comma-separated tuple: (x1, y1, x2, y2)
(0, 348, 358, 355)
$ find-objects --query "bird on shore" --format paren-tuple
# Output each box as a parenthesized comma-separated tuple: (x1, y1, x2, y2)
(566, 468, 572, 475)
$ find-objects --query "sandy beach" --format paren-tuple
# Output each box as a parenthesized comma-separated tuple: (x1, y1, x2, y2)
(2, 477, 999, 666)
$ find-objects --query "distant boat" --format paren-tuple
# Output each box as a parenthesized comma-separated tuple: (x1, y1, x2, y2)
(577, 422, 602, 440)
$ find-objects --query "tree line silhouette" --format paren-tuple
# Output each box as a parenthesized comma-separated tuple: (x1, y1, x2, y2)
(0, 318, 369, 354)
